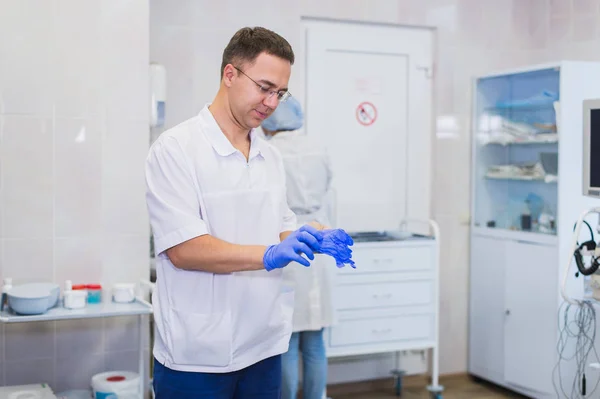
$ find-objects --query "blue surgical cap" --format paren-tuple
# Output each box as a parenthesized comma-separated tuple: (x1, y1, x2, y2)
(262, 97, 304, 132)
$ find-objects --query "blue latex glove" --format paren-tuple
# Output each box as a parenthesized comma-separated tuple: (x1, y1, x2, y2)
(315, 229, 356, 268)
(263, 225, 324, 271)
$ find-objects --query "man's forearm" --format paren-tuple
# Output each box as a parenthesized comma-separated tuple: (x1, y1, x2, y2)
(166, 235, 268, 273)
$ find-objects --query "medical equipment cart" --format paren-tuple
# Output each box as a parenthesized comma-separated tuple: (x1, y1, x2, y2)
(325, 220, 443, 399)
(0, 297, 153, 398)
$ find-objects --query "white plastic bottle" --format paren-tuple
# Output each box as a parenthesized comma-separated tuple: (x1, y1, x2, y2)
(1, 278, 13, 311)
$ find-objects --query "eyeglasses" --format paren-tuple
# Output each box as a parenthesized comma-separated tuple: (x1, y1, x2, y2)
(234, 66, 291, 102)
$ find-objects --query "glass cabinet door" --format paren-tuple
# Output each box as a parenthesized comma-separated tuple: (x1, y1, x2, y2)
(473, 67, 559, 235)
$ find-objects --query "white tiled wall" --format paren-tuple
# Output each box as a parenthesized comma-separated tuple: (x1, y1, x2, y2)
(0, 0, 150, 392)
(149, 0, 600, 379)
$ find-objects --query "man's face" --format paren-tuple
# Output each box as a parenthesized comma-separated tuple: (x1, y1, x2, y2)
(227, 52, 291, 130)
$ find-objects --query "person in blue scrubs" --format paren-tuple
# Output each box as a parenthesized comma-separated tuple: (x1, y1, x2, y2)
(146, 26, 324, 398)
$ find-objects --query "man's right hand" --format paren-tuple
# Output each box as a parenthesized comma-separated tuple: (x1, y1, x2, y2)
(263, 225, 324, 271)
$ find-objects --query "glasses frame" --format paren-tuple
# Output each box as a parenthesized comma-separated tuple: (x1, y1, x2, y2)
(233, 66, 291, 103)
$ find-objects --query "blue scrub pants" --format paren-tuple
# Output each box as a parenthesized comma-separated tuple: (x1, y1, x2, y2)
(153, 355, 282, 399)
(281, 329, 327, 399)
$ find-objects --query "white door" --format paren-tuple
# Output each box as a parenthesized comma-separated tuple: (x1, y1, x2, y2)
(504, 240, 557, 395)
(469, 235, 507, 385)
(304, 19, 433, 232)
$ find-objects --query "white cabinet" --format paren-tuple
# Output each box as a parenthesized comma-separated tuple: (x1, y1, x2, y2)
(334, 280, 432, 311)
(469, 61, 600, 398)
(470, 234, 557, 396)
(326, 238, 438, 358)
(504, 240, 557, 393)
(469, 235, 506, 385)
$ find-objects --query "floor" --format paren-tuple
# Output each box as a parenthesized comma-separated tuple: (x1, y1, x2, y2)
(328, 375, 529, 399)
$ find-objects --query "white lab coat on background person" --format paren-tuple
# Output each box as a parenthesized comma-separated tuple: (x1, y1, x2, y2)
(262, 97, 336, 399)
(268, 129, 336, 332)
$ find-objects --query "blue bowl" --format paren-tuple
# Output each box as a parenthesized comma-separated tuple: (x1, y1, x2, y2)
(8, 296, 51, 315)
(7, 283, 60, 315)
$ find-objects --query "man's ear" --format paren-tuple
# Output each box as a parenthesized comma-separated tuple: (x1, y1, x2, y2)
(223, 64, 236, 88)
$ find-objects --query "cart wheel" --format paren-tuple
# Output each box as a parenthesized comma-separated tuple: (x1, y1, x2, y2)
(394, 377, 402, 396)
(391, 369, 405, 397)
(427, 384, 444, 399)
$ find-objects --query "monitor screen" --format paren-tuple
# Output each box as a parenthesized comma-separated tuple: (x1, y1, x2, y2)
(583, 99, 600, 197)
(591, 108, 600, 189)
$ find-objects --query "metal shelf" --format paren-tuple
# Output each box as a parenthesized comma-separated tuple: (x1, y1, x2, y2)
(0, 297, 153, 397)
(482, 137, 558, 146)
(484, 103, 556, 113)
(0, 298, 152, 323)
(484, 174, 558, 183)
(472, 226, 557, 245)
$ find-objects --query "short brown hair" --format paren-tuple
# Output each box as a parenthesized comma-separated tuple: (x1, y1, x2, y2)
(221, 27, 295, 78)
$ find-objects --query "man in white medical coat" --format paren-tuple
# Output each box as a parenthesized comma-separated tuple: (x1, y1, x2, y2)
(145, 27, 324, 399)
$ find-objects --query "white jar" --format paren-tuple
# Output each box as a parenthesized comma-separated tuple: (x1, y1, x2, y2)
(112, 283, 136, 303)
(64, 290, 87, 309)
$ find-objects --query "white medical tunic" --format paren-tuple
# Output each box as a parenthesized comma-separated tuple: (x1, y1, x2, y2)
(146, 105, 297, 373)
(268, 130, 335, 332)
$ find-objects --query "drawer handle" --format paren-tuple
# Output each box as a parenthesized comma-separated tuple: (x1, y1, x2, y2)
(371, 328, 392, 334)
(372, 293, 393, 300)
(373, 258, 394, 264)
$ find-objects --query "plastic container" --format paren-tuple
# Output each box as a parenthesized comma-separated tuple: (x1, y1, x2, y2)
(86, 284, 102, 304)
(64, 290, 87, 309)
(112, 283, 136, 303)
(1, 277, 13, 311)
(91, 371, 139, 399)
(71, 284, 88, 303)
(7, 283, 60, 315)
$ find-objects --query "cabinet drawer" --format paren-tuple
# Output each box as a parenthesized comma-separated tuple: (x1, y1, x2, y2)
(329, 314, 432, 347)
(335, 280, 432, 310)
(342, 246, 433, 274)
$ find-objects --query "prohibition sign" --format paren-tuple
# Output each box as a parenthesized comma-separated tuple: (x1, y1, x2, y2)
(356, 102, 377, 126)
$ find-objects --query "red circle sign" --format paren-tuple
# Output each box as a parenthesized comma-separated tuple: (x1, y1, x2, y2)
(356, 102, 377, 126)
